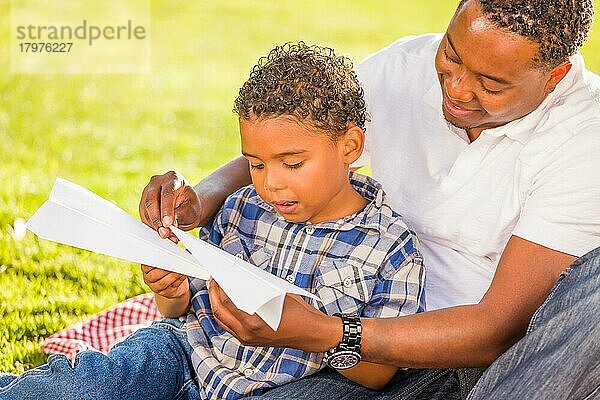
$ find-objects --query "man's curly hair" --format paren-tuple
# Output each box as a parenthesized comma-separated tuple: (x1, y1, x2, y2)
(233, 42, 367, 139)
(459, 0, 594, 69)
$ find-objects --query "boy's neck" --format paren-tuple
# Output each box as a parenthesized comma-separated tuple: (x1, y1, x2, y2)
(308, 183, 368, 224)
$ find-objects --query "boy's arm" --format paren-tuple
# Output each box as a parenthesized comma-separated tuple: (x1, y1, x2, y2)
(154, 288, 191, 317)
(337, 362, 397, 391)
(141, 264, 191, 317)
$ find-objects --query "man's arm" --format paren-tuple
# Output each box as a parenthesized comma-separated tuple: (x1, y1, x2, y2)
(139, 156, 250, 239)
(208, 235, 576, 368)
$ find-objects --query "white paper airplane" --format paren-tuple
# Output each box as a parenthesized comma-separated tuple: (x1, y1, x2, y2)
(26, 178, 319, 330)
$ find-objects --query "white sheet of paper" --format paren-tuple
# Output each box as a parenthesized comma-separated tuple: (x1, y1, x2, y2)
(26, 178, 209, 279)
(170, 226, 319, 330)
(26, 178, 319, 330)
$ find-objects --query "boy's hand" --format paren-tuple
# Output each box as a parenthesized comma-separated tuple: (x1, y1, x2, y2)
(141, 264, 190, 299)
(139, 170, 203, 242)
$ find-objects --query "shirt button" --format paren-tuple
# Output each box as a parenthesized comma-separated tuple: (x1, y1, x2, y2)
(305, 226, 315, 234)
(343, 277, 353, 288)
(235, 253, 244, 259)
(286, 274, 295, 283)
(243, 368, 254, 377)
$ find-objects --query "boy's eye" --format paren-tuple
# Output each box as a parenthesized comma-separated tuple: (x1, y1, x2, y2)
(284, 162, 303, 169)
(250, 163, 264, 170)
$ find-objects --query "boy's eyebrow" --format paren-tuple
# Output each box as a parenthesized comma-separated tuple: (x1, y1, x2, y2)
(242, 150, 308, 158)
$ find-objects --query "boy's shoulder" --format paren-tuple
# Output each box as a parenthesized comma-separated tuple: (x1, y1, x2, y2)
(350, 173, 420, 253)
(222, 184, 260, 209)
(217, 184, 274, 225)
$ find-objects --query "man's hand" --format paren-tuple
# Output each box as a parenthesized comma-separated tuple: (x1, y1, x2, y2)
(208, 280, 341, 353)
(139, 171, 203, 241)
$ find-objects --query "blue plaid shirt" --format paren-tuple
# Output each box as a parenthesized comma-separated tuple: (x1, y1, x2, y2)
(186, 173, 425, 399)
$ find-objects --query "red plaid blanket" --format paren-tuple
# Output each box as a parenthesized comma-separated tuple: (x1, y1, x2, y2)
(41, 293, 162, 360)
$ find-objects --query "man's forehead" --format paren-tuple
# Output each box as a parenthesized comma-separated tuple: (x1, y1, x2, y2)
(447, 1, 541, 80)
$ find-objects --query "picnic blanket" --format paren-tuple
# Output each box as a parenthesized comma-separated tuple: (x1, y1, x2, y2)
(41, 293, 162, 360)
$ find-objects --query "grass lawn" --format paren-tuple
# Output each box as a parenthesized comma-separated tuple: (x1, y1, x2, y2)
(1, 0, 600, 373)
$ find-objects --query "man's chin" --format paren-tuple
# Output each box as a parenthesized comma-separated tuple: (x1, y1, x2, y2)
(442, 111, 472, 130)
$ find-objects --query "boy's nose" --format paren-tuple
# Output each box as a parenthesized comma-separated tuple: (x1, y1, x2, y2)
(263, 170, 286, 191)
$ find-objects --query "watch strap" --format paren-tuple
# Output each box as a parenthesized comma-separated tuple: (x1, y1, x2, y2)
(334, 313, 362, 353)
(323, 313, 362, 368)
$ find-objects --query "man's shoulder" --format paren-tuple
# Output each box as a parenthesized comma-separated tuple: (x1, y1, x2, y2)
(357, 33, 441, 76)
(520, 57, 600, 162)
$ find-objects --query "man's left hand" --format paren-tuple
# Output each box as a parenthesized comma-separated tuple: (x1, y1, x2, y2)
(207, 279, 341, 353)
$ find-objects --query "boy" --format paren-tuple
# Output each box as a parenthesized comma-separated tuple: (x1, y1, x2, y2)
(0, 42, 423, 400)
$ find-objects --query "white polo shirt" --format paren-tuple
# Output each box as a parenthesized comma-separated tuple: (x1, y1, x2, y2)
(356, 34, 600, 310)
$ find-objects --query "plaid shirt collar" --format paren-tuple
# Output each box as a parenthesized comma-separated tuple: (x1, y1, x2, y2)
(247, 172, 389, 233)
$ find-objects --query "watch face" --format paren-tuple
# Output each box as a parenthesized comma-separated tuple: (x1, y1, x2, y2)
(327, 351, 361, 370)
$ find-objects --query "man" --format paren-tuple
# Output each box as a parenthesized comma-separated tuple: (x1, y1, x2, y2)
(140, 0, 600, 398)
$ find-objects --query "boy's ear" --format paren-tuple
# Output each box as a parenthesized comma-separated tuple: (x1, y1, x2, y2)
(340, 125, 365, 165)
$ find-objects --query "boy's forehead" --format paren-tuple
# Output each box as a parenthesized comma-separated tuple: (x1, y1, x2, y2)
(239, 116, 329, 158)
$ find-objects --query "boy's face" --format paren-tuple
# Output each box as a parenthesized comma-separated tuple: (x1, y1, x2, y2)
(240, 116, 361, 224)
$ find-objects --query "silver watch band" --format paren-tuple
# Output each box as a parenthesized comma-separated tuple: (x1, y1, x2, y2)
(323, 313, 362, 369)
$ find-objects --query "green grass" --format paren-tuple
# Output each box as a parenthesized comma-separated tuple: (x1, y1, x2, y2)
(1, 0, 600, 373)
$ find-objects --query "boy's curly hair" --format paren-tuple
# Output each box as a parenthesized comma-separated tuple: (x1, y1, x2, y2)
(459, 0, 594, 70)
(234, 42, 367, 139)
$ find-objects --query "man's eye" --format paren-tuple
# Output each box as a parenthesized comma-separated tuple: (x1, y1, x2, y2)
(444, 47, 459, 64)
(250, 164, 264, 170)
(284, 162, 303, 169)
(482, 85, 504, 95)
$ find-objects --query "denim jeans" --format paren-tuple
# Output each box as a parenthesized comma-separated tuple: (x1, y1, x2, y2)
(0, 318, 200, 400)
(247, 246, 600, 400)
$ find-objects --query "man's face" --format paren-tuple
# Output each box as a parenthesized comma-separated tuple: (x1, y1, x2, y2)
(434, 1, 554, 138)
(240, 116, 355, 224)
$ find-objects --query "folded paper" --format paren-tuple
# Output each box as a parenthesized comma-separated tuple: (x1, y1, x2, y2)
(26, 178, 319, 330)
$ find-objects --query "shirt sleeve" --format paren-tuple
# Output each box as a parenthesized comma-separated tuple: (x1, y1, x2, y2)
(513, 129, 600, 256)
(361, 236, 426, 318)
(190, 207, 226, 292)
(198, 209, 225, 247)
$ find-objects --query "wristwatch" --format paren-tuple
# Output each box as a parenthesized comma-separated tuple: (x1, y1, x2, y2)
(323, 313, 362, 370)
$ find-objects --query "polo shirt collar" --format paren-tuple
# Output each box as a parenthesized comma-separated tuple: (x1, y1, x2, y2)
(422, 53, 582, 144)
(248, 172, 390, 234)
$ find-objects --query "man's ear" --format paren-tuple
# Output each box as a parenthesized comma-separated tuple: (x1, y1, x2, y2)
(544, 61, 572, 94)
(340, 125, 365, 165)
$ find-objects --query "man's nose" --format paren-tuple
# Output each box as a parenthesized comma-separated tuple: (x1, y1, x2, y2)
(445, 69, 475, 103)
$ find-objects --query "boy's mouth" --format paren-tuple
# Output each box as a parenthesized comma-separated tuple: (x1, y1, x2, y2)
(272, 200, 298, 214)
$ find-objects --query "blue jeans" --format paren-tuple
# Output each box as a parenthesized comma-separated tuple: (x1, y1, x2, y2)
(0, 318, 200, 400)
(246, 246, 600, 400)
